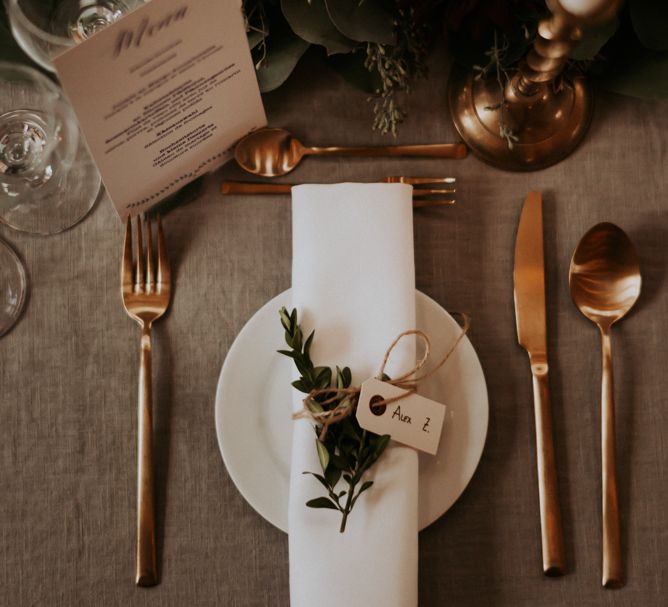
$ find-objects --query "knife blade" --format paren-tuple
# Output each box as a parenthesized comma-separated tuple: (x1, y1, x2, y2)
(513, 191, 565, 576)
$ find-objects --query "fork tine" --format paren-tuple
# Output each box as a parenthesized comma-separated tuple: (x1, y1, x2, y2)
(412, 188, 456, 196)
(410, 177, 456, 184)
(156, 215, 170, 289)
(122, 217, 133, 291)
(135, 215, 144, 291)
(145, 216, 154, 291)
(413, 199, 456, 208)
(385, 176, 456, 185)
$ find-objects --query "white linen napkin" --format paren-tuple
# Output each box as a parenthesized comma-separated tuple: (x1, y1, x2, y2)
(289, 183, 418, 607)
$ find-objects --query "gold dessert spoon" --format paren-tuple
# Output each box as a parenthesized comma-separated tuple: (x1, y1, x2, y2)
(569, 222, 641, 589)
(234, 127, 468, 177)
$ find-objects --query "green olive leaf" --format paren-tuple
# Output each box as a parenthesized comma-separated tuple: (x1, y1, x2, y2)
(351, 480, 374, 508)
(303, 471, 330, 490)
(314, 366, 332, 388)
(279, 307, 387, 530)
(330, 453, 349, 471)
(336, 365, 344, 389)
(325, 466, 342, 487)
(294, 356, 313, 378)
(279, 307, 292, 331)
(306, 497, 339, 510)
(316, 439, 330, 472)
(304, 330, 315, 359)
(291, 379, 310, 393)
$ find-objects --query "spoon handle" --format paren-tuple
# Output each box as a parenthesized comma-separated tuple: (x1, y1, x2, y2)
(600, 328, 623, 588)
(531, 365, 566, 575)
(305, 143, 468, 159)
(221, 181, 291, 195)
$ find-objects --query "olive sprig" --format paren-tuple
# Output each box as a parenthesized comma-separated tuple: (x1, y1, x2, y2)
(279, 307, 390, 533)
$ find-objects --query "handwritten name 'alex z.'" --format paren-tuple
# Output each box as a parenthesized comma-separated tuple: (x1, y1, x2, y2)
(391, 405, 432, 433)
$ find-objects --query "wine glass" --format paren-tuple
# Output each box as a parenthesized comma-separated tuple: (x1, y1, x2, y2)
(0, 61, 100, 234)
(0, 236, 27, 337)
(4, 0, 146, 72)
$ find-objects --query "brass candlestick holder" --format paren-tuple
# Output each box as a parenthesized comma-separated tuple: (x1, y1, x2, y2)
(448, 0, 620, 171)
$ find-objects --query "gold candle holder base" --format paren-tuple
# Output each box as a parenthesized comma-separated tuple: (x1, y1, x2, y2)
(448, 67, 593, 171)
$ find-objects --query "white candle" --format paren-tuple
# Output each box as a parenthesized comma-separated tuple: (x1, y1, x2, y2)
(559, 0, 611, 18)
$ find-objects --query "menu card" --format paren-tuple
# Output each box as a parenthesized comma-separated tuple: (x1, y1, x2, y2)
(54, 0, 267, 218)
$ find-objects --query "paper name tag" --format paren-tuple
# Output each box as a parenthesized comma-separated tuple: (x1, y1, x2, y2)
(356, 378, 446, 455)
(53, 0, 266, 218)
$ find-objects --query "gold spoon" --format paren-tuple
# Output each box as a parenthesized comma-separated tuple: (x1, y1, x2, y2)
(569, 222, 641, 589)
(234, 127, 468, 177)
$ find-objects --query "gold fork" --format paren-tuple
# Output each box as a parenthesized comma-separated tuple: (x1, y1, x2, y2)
(121, 215, 171, 587)
(220, 177, 456, 207)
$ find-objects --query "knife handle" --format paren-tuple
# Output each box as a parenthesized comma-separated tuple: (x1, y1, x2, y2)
(531, 364, 566, 576)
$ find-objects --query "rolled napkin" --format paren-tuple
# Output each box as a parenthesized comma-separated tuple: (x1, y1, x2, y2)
(290, 183, 418, 607)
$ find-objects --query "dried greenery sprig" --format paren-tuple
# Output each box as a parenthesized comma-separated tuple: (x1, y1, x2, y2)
(278, 307, 390, 533)
(365, 7, 430, 136)
(473, 30, 520, 149)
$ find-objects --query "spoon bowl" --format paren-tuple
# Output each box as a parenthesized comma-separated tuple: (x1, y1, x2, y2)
(569, 221, 641, 589)
(569, 222, 641, 327)
(233, 127, 469, 177)
(234, 128, 305, 177)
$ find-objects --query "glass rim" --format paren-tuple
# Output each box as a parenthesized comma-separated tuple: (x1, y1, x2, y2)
(0, 237, 27, 338)
(0, 59, 63, 94)
(4, 0, 75, 47)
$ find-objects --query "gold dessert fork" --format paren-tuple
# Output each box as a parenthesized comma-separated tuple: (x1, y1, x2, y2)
(121, 215, 171, 587)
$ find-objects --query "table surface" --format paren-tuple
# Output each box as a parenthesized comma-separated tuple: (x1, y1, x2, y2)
(1, 50, 667, 607)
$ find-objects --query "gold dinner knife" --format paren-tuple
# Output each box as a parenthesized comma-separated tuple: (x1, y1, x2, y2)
(513, 191, 565, 576)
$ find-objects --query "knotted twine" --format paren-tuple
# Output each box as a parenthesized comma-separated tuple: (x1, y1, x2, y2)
(293, 314, 470, 441)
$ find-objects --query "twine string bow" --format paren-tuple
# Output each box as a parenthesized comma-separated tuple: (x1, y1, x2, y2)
(293, 314, 470, 441)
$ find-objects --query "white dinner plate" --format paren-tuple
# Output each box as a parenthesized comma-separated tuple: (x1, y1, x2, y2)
(215, 289, 488, 532)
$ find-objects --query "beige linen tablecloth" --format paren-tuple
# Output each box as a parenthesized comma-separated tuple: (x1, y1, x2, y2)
(1, 50, 667, 606)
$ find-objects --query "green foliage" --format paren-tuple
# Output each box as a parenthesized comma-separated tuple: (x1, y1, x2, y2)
(243, 0, 435, 133)
(278, 307, 391, 533)
(281, 0, 357, 55)
(364, 7, 431, 135)
(325, 0, 396, 45)
(255, 28, 309, 92)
